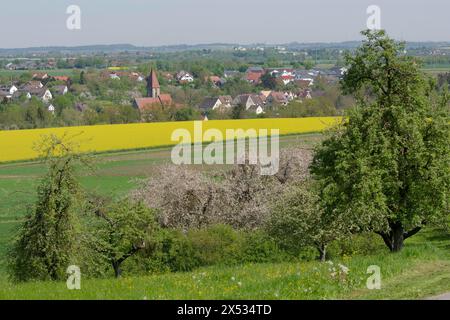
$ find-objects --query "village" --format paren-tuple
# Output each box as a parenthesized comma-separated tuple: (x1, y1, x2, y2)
(0, 58, 349, 128)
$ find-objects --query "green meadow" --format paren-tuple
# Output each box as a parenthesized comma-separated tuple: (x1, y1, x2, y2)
(0, 133, 449, 300)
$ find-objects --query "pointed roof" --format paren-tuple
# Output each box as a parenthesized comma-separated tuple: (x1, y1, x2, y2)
(148, 69, 160, 89)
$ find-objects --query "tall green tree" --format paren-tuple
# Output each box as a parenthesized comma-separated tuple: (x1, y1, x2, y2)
(8, 135, 86, 281)
(311, 30, 450, 252)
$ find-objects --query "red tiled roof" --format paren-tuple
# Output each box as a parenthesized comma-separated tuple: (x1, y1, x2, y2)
(246, 72, 263, 83)
(134, 94, 172, 111)
(148, 69, 160, 89)
(53, 76, 70, 82)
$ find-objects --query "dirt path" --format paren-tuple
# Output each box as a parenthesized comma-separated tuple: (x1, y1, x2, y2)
(426, 292, 450, 300)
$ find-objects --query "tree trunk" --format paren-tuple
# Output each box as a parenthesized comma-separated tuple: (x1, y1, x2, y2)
(112, 261, 122, 278)
(391, 224, 404, 252)
(317, 244, 327, 262)
(376, 222, 405, 252)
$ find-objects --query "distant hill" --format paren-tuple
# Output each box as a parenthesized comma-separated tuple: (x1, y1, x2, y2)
(1, 41, 450, 56)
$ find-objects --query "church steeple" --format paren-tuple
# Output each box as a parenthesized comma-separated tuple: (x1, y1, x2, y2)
(147, 69, 161, 98)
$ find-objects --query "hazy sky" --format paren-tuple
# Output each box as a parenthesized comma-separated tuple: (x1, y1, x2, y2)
(0, 0, 449, 48)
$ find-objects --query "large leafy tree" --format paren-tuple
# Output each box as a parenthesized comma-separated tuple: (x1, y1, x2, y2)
(311, 30, 449, 252)
(86, 197, 158, 278)
(8, 135, 86, 281)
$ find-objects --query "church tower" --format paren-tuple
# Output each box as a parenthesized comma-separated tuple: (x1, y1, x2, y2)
(147, 69, 161, 98)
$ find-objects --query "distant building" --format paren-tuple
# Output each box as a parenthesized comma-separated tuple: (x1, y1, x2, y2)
(0, 84, 18, 96)
(32, 73, 49, 81)
(21, 87, 53, 103)
(233, 94, 265, 115)
(245, 67, 265, 85)
(134, 69, 173, 111)
(52, 76, 71, 83)
(176, 71, 194, 83)
(199, 95, 233, 111)
(52, 85, 68, 96)
(267, 91, 289, 106)
(207, 75, 225, 87)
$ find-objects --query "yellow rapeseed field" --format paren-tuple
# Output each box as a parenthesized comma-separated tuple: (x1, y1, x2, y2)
(0, 117, 342, 163)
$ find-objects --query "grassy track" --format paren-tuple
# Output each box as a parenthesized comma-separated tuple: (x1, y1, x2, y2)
(0, 229, 448, 300)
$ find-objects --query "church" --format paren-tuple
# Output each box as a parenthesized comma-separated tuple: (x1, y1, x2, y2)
(134, 69, 173, 111)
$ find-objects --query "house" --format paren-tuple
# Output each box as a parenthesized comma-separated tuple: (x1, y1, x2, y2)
(298, 89, 312, 100)
(52, 76, 71, 84)
(134, 69, 173, 111)
(247, 66, 265, 73)
(24, 87, 53, 102)
(199, 95, 233, 111)
(246, 72, 264, 84)
(246, 67, 265, 84)
(267, 91, 289, 106)
(326, 66, 348, 78)
(263, 68, 296, 85)
(233, 94, 265, 115)
(32, 73, 49, 81)
(52, 85, 68, 96)
(0, 84, 18, 96)
(5, 63, 16, 70)
(200, 98, 221, 111)
(26, 81, 43, 89)
(295, 79, 314, 88)
(207, 76, 225, 87)
(48, 104, 55, 113)
(176, 71, 194, 83)
(260, 90, 272, 99)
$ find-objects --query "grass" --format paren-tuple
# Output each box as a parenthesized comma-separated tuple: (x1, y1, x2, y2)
(0, 134, 321, 275)
(0, 69, 77, 77)
(0, 229, 448, 300)
(0, 132, 448, 300)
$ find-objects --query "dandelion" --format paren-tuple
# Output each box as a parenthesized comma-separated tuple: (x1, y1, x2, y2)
(231, 277, 235, 281)
(237, 282, 242, 287)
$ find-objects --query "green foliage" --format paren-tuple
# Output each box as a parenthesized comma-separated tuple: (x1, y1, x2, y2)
(7, 136, 84, 282)
(85, 197, 159, 278)
(118, 225, 289, 275)
(260, 73, 277, 90)
(312, 30, 450, 252)
(267, 183, 346, 261)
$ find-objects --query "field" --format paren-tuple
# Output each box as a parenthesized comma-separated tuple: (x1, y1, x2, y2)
(0, 132, 449, 299)
(0, 228, 448, 299)
(0, 69, 77, 77)
(0, 117, 342, 163)
(0, 134, 322, 273)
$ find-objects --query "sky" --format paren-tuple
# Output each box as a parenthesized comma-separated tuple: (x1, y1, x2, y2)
(0, 0, 449, 48)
